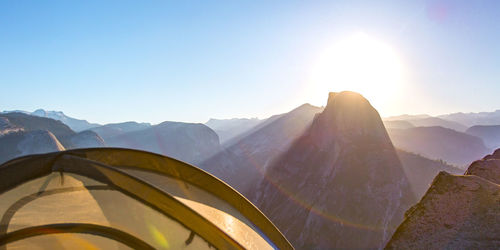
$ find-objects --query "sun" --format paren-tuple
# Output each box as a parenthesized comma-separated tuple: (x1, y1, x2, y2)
(308, 33, 407, 112)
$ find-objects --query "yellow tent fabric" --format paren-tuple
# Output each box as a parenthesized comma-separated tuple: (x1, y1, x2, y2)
(0, 148, 292, 250)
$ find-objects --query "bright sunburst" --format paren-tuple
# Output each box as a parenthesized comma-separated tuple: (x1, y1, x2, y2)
(308, 33, 407, 112)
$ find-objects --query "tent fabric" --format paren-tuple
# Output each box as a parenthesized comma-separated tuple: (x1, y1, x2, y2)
(0, 223, 155, 250)
(0, 148, 292, 250)
(1, 172, 212, 250)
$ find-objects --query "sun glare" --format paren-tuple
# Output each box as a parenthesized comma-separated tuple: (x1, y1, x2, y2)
(309, 33, 407, 112)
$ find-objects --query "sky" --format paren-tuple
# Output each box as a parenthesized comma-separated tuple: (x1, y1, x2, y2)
(1, 0, 499, 124)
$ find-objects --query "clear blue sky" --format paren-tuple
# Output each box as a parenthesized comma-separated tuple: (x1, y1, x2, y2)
(1, 0, 499, 124)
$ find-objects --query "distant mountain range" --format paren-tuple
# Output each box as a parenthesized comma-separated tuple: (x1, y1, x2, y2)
(205, 118, 262, 143)
(384, 114, 467, 132)
(0, 112, 104, 163)
(384, 110, 500, 132)
(2, 100, 500, 249)
(438, 110, 500, 127)
(387, 126, 490, 168)
(466, 125, 500, 149)
(105, 121, 221, 165)
(2, 109, 100, 132)
(383, 120, 415, 130)
(0, 112, 223, 166)
(90, 121, 151, 140)
(396, 149, 462, 198)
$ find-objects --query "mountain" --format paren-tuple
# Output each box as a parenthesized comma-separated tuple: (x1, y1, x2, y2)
(383, 120, 415, 130)
(404, 117, 468, 132)
(385, 114, 432, 121)
(388, 126, 490, 168)
(1, 109, 100, 132)
(386, 149, 500, 249)
(466, 125, 500, 149)
(106, 121, 221, 165)
(397, 149, 463, 199)
(200, 103, 323, 194)
(0, 117, 22, 136)
(439, 110, 500, 127)
(385, 115, 467, 132)
(68, 130, 106, 148)
(250, 92, 415, 249)
(0, 112, 76, 146)
(0, 130, 65, 164)
(0, 112, 105, 150)
(31, 109, 100, 132)
(90, 121, 151, 140)
(205, 118, 262, 143)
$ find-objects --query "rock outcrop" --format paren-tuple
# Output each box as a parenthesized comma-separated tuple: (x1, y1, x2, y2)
(251, 91, 415, 249)
(397, 149, 463, 199)
(386, 148, 500, 249)
(0, 112, 75, 146)
(0, 117, 22, 136)
(0, 130, 65, 164)
(68, 130, 106, 148)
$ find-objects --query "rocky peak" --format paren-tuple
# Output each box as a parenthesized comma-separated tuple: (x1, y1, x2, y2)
(0, 117, 13, 130)
(0, 117, 23, 137)
(484, 148, 500, 160)
(68, 130, 105, 149)
(465, 148, 500, 184)
(32, 109, 47, 116)
(309, 91, 391, 148)
(252, 91, 414, 249)
(17, 130, 65, 154)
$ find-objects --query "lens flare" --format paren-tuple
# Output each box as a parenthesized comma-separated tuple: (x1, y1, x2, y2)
(148, 224, 169, 249)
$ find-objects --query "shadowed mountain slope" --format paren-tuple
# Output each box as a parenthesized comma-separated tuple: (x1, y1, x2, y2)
(205, 118, 263, 144)
(397, 149, 463, 199)
(69, 130, 106, 148)
(251, 92, 415, 249)
(466, 125, 500, 149)
(0, 130, 65, 164)
(200, 104, 323, 195)
(403, 117, 467, 132)
(388, 126, 490, 168)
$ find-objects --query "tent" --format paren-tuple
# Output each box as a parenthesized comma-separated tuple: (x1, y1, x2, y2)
(0, 148, 292, 249)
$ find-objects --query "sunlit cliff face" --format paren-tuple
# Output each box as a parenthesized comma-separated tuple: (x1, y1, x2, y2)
(309, 32, 407, 115)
